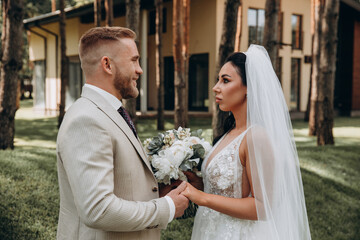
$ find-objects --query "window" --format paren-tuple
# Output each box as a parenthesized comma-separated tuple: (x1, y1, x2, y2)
(291, 58, 301, 111)
(278, 12, 284, 48)
(248, 8, 265, 46)
(66, 58, 83, 108)
(276, 57, 282, 84)
(291, 14, 303, 49)
(163, 53, 209, 111)
(164, 56, 174, 110)
(32, 60, 45, 109)
(149, 8, 167, 35)
(188, 53, 209, 111)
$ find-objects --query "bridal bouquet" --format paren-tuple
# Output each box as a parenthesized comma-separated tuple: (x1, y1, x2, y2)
(143, 127, 212, 185)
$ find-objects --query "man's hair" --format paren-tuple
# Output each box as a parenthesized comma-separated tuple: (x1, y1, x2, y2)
(79, 27, 136, 60)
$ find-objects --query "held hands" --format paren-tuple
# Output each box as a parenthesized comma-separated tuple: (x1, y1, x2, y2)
(181, 182, 207, 206)
(159, 171, 203, 198)
(181, 171, 206, 206)
(161, 171, 205, 218)
(166, 181, 189, 218)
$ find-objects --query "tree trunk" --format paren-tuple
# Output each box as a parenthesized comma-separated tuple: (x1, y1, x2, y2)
(315, 0, 339, 145)
(173, 0, 190, 128)
(155, 0, 164, 130)
(58, 0, 69, 128)
(52, 0, 56, 12)
(308, 0, 317, 133)
(212, 0, 241, 138)
(234, 5, 243, 52)
(105, 0, 113, 27)
(304, 49, 313, 122)
(305, 0, 315, 122)
(94, 0, 101, 27)
(263, 0, 280, 68)
(124, 0, 140, 124)
(0, 0, 24, 149)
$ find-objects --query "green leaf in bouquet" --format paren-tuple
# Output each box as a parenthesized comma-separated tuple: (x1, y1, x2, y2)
(191, 129, 203, 138)
(179, 158, 200, 171)
(147, 133, 165, 155)
(192, 144, 205, 159)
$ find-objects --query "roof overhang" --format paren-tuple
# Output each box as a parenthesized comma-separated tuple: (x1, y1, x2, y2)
(24, 3, 95, 29)
(23, 0, 168, 29)
(341, 0, 360, 12)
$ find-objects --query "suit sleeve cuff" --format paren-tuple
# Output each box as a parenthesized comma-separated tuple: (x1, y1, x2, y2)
(164, 196, 175, 222)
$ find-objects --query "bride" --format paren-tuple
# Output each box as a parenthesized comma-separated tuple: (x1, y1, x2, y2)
(181, 45, 311, 240)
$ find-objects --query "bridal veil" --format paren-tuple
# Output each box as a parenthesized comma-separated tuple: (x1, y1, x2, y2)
(245, 45, 311, 239)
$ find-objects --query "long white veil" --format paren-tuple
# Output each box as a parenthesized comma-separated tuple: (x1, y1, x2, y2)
(245, 45, 311, 239)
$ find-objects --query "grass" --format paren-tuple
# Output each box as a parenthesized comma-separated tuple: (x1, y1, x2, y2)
(0, 100, 359, 240)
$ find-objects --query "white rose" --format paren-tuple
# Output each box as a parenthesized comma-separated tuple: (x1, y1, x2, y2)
(166, 141, 193, 167)
(151, 154, 171, 172)
(201, 140, 212, 155)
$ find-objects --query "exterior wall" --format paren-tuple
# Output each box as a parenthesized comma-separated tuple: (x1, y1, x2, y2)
(28, 18, 82, 114)
(28, 34, 45, 61)
(28, 24, 58, 113)
(190, 0, 217, 112)
(147, 0, 216, 111)
(147, 1, 173, 110)
(240, 0, 311, 112)
(282, 0, 311, 112)
(66, 18, 81, 56)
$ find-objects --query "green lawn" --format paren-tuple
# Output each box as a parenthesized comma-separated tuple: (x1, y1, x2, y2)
(0, 100, 359, 240)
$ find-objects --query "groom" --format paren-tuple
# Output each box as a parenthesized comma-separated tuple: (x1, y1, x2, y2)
(56, 27, 189, 240)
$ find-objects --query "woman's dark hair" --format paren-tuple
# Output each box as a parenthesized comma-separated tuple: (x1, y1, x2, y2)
(213, 52, 247, 145)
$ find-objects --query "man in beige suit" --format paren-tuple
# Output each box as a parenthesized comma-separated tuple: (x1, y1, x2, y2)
(56, 27, 189, 240)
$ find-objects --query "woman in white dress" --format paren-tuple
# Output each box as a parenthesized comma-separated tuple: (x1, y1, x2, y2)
(181, 45, 311, 240)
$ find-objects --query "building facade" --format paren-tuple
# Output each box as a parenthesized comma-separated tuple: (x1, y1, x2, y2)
(24, 0, 360, 116)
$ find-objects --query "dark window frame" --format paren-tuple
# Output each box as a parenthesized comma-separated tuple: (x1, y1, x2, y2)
(149, 7, 167, 35)
(188, 53, 209, 111)
(247, 8, 265, 46)
(163, 53, 209, 112)
(290, 58, 301, 111)
(276, 57, 282, 85)
(291, 14, 303, 50)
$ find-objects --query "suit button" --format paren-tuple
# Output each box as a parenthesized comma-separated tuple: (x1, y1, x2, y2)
(152, 187, 158, 192)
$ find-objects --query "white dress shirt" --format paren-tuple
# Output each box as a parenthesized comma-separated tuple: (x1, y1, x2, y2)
(84, 84, 175, 222)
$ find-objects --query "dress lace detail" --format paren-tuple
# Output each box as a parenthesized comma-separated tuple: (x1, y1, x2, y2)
(191, 129, 256, 240)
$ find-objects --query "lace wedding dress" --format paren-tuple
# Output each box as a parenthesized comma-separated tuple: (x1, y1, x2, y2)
(191, 128, 256, 240)
(190, 45, 311, 239)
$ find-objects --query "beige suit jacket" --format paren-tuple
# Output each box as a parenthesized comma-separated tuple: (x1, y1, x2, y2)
(56, 86, 170, 240)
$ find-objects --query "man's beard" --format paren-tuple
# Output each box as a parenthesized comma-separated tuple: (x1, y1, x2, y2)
(114, 71, 139, 99)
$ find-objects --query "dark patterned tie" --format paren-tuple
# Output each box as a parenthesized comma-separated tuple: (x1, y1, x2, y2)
(117, 106, 137, 137)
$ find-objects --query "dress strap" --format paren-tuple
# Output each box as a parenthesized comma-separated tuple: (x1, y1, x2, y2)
(234, 126, 253, 149)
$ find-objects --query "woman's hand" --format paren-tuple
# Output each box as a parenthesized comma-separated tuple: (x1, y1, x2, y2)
(183, 171, 204, 191)
(181, 182, 207, 206)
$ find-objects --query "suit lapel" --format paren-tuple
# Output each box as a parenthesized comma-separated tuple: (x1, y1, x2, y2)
(81, 87, 153, 173)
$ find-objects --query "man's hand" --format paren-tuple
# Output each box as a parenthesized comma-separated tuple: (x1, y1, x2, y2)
(183, 171, 204, 191)
(166, 181, 189, 218)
